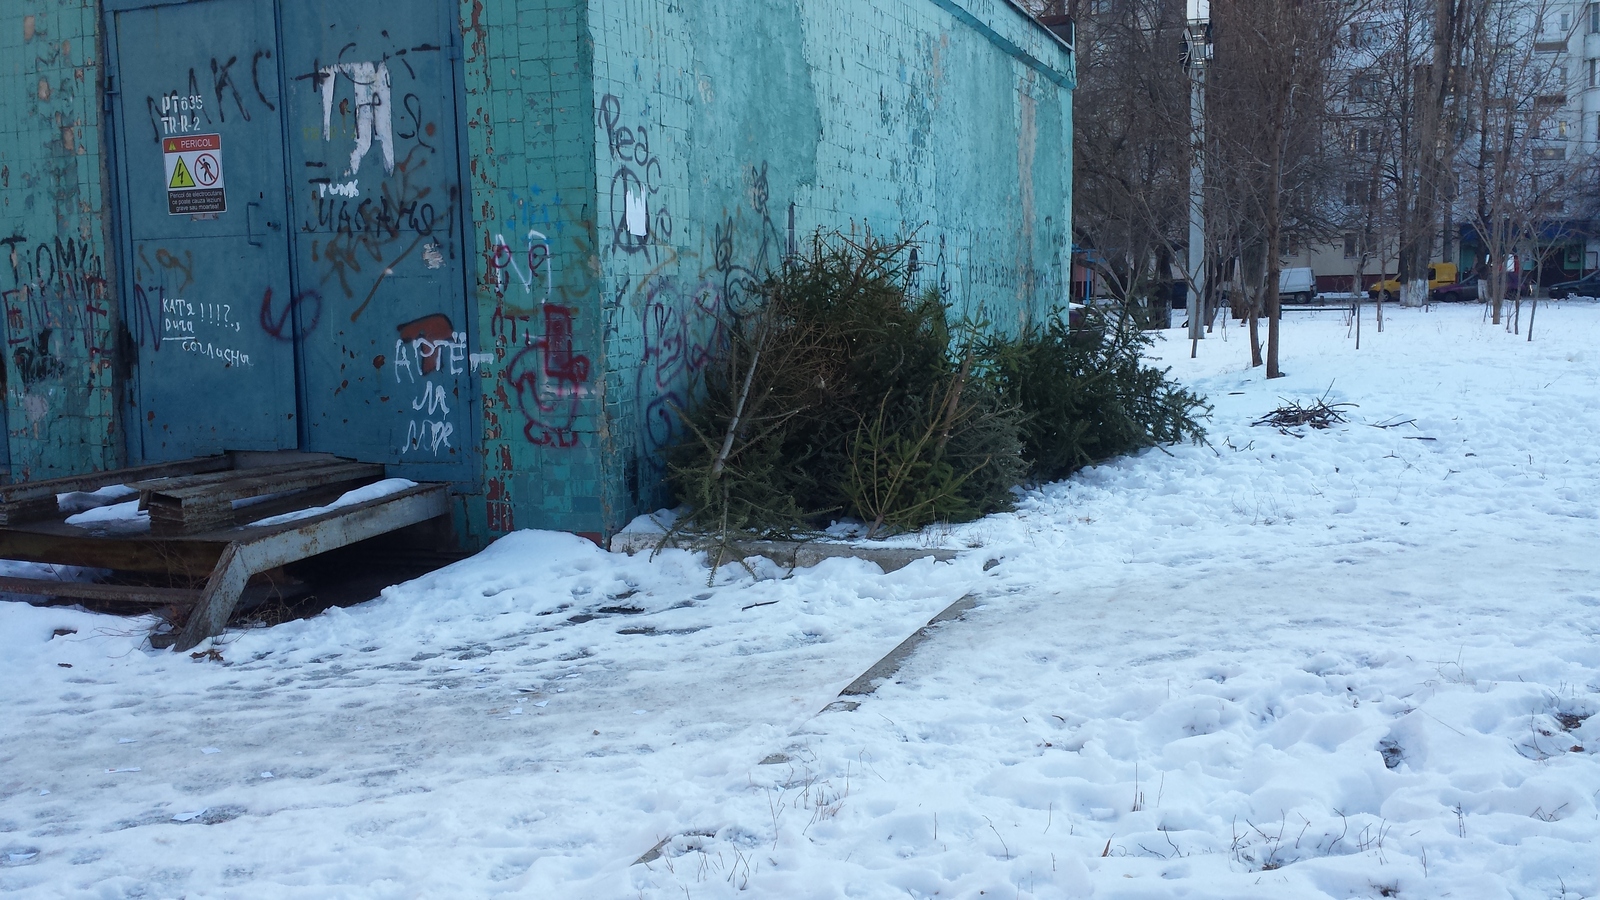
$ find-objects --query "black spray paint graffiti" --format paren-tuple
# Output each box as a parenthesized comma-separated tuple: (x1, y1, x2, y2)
(13, 330, 64, 386)
(145, 47, 276, 142)
(637, 278, 722, 463)
(599, 94, 672, 258)
(306, 146, 456, 322)
(2, 233, 110, 386)
(629, 161, 786, 471)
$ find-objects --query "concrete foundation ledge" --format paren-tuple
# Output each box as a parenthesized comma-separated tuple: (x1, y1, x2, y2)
(608, 531, 960, 573)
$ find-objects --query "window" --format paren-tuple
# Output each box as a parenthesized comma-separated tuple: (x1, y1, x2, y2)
(1560, 119, 1570, 138)
(1344, 233, 1359, 259)
(1348, 128, 1375, 153)
(1344, 179, 1376, 206)
(1560, 12, 1571, 32)
(1349, 74, 1380, 101)
(1590, 59, 1597, 88)
(1591, 2, 1600, 34)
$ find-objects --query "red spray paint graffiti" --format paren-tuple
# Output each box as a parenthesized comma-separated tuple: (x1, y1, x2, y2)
(506, 305, 590, 448)
(396, 313, 456, 376)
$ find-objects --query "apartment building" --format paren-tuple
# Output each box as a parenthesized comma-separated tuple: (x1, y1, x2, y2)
(1285, 0, 1600, 297)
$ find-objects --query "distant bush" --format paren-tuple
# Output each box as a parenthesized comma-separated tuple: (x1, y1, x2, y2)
(667, 235, 1207, 539)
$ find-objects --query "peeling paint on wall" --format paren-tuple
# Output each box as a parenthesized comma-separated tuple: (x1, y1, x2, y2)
(458, 0, 1071, 541)
(0, 2, 118, 482)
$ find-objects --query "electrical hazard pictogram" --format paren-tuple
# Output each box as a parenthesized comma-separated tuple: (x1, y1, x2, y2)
(162, 133, 226, 215)
(168, 157, 196, 189)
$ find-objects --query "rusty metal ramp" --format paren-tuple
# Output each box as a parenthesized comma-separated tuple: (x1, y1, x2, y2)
(0, 453, 450, 651)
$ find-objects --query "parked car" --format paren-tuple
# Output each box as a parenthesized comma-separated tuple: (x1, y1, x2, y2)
(1369, 262, 1458, 300)
(1430, 281, 1479, 303)
(1278, 267, 1316, 304)
(1548, 271, 1600, 299)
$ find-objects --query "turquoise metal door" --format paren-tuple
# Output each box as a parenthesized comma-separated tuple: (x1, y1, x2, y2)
(109, 0, 299, 459)
(281, 0, 475, 481)
(108, 0, 475, 481)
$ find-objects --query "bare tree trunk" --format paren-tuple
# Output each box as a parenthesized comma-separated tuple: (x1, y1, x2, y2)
(1264, 98, 1286, 378)
(1248, 304, 1262, 366)
(1247, 267, 1263, 366)
(1403, 0, 1470, 309)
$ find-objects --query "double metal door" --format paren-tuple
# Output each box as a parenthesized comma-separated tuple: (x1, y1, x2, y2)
(107, 0, 474, 482)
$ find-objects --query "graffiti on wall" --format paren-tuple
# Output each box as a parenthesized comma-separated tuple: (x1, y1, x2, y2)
(599, 94, 672, 259)
(624, 156, 786, 475)
(504, 304, 590, 448)
(480, 183, 600, 461)
(306, 147, 455, 322)
(2, 233, 110, 388)
(488, 229, 551, 302)
(144, 45, 280, 142)
(394, 312, 466, 456)
(295, 40, 454, 323)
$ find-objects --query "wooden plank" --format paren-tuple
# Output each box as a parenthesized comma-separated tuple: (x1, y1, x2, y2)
(145, 464, 384, 536)
(129, 459, 342, 503)
(0, 528, 226, 577)
(0, 575, 202, 607)
(0, 456, 231, 504)
(0, 456, 232, 525)
(146, 462, 382, 506)
(227, 476, 389, 529)
(0, 497, 62, 527)
(175, 485, 449, 650)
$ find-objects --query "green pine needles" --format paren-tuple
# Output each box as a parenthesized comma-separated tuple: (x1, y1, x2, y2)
(666, 234, 1208, 539)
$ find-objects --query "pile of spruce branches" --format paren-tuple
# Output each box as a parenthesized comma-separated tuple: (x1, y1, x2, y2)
(666, 234, 1208, 539)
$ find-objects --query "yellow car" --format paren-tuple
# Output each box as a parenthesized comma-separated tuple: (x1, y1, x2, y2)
(1368, 262, 1458, 299)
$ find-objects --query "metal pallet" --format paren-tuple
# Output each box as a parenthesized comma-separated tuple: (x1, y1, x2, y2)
(0, 453, 450, 650)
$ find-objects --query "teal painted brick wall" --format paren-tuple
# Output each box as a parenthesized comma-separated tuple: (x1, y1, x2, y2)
(459, 0, 604, 543)
(0, 2, 120, 482)
(583, 0, 1075, 532)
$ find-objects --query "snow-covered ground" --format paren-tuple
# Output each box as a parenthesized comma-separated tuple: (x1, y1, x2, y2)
(3, 303, 1598, 898)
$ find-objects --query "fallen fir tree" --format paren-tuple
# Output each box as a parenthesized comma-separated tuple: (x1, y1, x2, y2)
(666, 234, 1209, 540)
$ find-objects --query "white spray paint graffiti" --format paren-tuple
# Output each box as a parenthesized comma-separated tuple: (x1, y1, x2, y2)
(319, 180, 360, 199)
(489, 230, 552, 300)
(393, 328, 467, 456)
(320, 61, 394, 177)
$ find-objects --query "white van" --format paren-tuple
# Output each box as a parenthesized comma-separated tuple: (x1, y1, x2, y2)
(1279, 268, 1316, 304)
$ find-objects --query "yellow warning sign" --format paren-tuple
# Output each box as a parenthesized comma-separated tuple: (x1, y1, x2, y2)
(168, 157, 196, 189)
